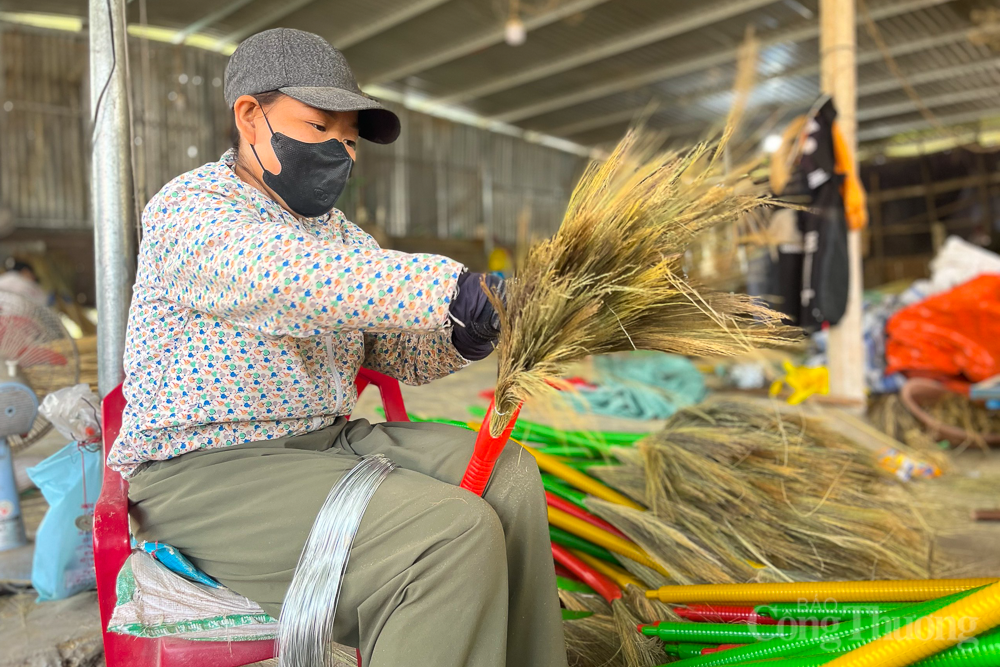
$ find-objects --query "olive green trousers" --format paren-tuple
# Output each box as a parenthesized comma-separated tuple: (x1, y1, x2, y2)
(127, 419, 567, 667)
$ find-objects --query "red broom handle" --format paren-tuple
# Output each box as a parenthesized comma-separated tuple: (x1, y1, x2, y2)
(551, 542, 622, 604)
(703, 644, 747, 655)
(459, 398, 522, 496)
(676, 605, 779, 625)
(545, 492, 628, 539)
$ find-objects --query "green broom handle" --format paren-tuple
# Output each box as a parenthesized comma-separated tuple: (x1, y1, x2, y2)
(541, 475, 589, 509)
(549, 526, 618, 564)
(671, 587, 986, 666)
(756, 602, 909, 623)
(467, 406, 644, 447)
(536, 446, 603, 459)
(557, 575, 597, 595)
(726, 628, 1000, 667)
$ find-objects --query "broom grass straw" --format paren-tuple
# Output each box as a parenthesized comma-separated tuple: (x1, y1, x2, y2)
(481, 32, 797, 443)
(586, 399, 936, 585)
(553, 543, 665, 667)
(564, 613, 630, 667)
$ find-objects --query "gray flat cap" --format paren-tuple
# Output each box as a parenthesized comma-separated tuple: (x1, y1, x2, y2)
(225, 28, 400, 144)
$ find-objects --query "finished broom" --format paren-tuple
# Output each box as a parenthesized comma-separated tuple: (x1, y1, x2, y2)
(459, 39, 796, 496)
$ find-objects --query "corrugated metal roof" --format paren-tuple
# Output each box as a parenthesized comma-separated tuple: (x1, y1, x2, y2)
(1, 0, 997, 146)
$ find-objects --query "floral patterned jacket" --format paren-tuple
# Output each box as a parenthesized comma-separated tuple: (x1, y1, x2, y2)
(109, 150, 466, 477)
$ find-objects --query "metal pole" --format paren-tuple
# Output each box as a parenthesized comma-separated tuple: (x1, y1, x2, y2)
(481, 164, 494, 257)
(90, 0, 137, 397)
(821, 0, 865, 405)
(391, 106, 409, 237)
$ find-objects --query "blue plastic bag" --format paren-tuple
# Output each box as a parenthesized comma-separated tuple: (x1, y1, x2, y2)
(26, 441, 102, 601)
(131, 537, 221, 588)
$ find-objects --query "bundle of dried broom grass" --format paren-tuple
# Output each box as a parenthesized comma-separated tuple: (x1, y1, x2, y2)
(868, 394, 951, 469)
(587, 399, 936, 585)
(564, 614, 630, 667)
(484, 56, 797, 438)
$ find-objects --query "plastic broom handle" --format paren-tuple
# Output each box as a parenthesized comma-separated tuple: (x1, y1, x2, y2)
(541, 475, 589, 508)
(549, 526, 618, 564)
(545, 491, 628, 538)
(523, 443, 645, 510)
(547, 506, 670, 577)
(640, 621, 801, 643)
(459, 399, 522, 496)
(824, 579, 1000, 667)
(757, 602, 909, 623)
(743, 629, 1000, 667)
(551, 542, 622, 604)
(647, 579, 998, 604)
(676, 605, 780, 625)
(571, 549, 645, 591)
(669, 587, 986, 666)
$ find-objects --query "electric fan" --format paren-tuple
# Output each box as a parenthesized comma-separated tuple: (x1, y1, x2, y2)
(0, 291, 78, 555)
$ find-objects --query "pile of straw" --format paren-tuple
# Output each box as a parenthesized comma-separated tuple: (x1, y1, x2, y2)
(927, 392, 1000, 451)
(587, 399, 935, 585)
(868, 394, 950, 469)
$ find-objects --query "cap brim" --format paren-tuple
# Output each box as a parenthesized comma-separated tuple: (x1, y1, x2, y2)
(279, 86, 400, 144)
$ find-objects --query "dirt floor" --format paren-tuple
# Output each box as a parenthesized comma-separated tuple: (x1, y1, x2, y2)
(3, 358, 1000, 666)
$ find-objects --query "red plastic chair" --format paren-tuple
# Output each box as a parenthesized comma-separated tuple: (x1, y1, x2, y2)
(94, 368, 409, 667)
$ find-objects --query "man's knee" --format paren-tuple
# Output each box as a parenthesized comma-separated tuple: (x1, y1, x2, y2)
(431, 493, 507, 577)
(494, 441, 543, 492)
(440, 493, 505, 545)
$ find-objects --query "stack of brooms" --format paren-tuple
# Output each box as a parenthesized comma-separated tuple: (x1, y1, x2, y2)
(411, 399, 941, 666)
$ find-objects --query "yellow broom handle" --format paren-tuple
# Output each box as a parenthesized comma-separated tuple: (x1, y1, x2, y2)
(571, 549, 645, 590)
(547, 506, 669, 577)
(646, 578, 998, 603)
(520, 441, 645, 511)
(826, 579, 1000, 667)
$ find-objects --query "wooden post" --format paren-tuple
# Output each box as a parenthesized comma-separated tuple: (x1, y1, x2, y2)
(870, 171, 883, 286)
(821, 0, 866, 404)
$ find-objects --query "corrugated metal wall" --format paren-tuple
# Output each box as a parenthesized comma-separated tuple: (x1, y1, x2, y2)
(0, 26, 584, 242)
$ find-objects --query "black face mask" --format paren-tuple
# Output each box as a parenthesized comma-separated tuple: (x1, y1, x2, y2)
(250, 107, 354, 218)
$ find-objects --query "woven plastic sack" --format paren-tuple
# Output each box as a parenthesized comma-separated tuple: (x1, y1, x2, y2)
(109, 551, 277, 640)
(108, 550, 358, 667)
(886, 274, 1000, 385)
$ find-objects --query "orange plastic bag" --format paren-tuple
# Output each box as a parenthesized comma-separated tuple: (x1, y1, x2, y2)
(886, 274, 1000, 384)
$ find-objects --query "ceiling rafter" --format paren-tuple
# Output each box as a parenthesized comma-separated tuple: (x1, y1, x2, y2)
(362, 0, 613, 86)
(489, 0, 952, 124)
(432, 0, 779, 106)
(542, 25, 972, 136)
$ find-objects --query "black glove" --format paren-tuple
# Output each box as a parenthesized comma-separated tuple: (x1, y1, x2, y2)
(450, 271, 505, 361)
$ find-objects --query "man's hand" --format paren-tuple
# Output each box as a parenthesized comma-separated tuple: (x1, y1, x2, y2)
(450, 272, 505, 361)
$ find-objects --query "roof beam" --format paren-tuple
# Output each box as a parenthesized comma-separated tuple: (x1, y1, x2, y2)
(433, 0, 779, 106)
(548, 107, 650, 137)
(215, 0, 320, 47)
(491, 0, 952, 124)
(681, 26, 970, 109)
(585, 58, 1000, 146)
(859, 107, 1000, 141)
(362, 0, 612, 85)
(336, 0, 452, 50)
(858, 56, 1000, 96)
(171, 0, 257, 44)
(544, 25, 970, 136)
(213, 0, 449, 51)
(858, 86, 1000, 122)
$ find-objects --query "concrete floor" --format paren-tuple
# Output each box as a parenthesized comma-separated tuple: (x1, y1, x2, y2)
(4, 359, 1000, 666)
